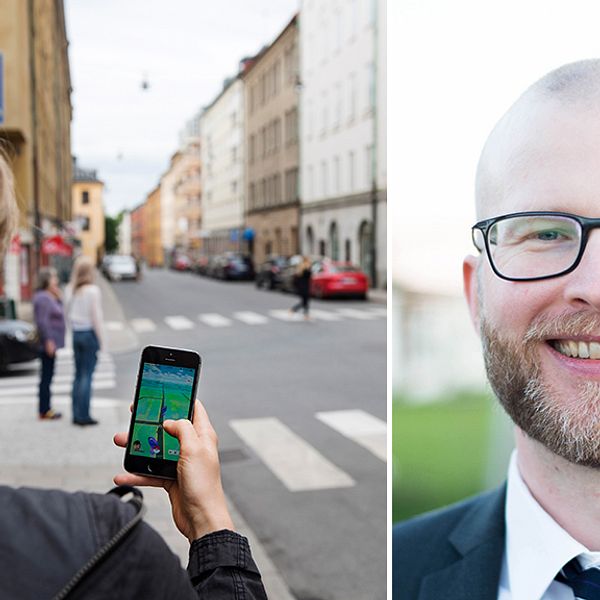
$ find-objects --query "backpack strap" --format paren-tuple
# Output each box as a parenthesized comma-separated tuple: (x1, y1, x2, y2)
(52, 486, 146, 600)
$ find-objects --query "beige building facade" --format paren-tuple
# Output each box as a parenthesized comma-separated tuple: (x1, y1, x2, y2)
(144, 186, 162, 267)
(244, 15, 299, 265)
(0, 0, 71, 300)
(71, 159, 105, 265)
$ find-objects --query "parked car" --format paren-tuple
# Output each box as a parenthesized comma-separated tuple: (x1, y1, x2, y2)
(172, 255, 191, 271)
(213, 253, 255, 281)
(255, 256, 288, 290)
(100, 254, 116, 279)
(0, 319, 39, 371)
(105, 255, 138, 281)
(193, 256, 210, 276)
(310, 260, 369, 299)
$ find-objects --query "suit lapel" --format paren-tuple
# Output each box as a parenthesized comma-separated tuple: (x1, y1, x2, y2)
(419, 485, 507, 600)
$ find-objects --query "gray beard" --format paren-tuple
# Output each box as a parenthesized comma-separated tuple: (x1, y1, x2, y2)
(481, 311, 600, 468)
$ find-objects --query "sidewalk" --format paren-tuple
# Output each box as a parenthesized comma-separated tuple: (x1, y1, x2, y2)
(369, 287, 387, 305)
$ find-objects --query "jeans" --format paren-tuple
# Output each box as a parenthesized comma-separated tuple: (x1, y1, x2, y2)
(72, 330, 99, 422)
(38, 351, 55, 414)
(291, 293, 310, 315)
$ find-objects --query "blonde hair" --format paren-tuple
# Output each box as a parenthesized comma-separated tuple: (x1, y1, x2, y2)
(70, 255, 95, 292)
(0, 151, 19, 261)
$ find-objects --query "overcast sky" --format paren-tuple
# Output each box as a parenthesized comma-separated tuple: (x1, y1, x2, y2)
(390, 0, 600, 294)
(65, 0, 298, 216)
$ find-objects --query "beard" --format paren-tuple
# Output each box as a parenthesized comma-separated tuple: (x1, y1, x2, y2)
(482, 310, 600, 468)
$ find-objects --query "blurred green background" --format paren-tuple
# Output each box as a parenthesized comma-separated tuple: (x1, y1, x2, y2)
(392, 389, 513, 523)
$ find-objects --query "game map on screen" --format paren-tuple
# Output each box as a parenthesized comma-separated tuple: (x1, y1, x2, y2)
(130, 362, 195, 461)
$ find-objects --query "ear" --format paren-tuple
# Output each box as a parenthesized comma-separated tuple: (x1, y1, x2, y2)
(463, 254, 481, 333)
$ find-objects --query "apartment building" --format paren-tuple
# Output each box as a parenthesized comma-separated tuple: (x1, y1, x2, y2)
(299, 0, 386, 287)
(243, 15, 300, 265)
(71, 158, 105, 265)
(200, 74, 246, 255)
(0, 0, 72, 299)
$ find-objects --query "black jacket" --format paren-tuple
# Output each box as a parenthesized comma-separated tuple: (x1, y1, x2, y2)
(0, 485, 267, 600)
(392, 485, 506, 600)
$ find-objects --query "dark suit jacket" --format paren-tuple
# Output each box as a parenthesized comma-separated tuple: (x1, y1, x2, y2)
(392, 485, 507, 600)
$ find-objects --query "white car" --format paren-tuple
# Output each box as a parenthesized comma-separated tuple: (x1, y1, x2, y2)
(106, 255, 137, 281)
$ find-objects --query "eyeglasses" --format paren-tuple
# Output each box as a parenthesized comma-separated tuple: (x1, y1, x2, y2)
(472, 211, 600, 281)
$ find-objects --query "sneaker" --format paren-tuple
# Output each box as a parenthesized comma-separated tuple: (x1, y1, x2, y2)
(39, 409, 62, 420)
(73, 418, 99, 426)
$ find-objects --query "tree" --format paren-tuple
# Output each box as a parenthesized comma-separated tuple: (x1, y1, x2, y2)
(105, 215, 119, 254)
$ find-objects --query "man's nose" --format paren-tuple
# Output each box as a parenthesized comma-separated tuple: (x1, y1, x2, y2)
(563, 230, 600, 310)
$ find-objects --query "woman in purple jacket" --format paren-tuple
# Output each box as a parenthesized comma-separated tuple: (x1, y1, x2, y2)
(32, 267, 66, 419)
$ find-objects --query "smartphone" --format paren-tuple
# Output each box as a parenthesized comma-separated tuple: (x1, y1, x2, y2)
(124, 345, 201, 480)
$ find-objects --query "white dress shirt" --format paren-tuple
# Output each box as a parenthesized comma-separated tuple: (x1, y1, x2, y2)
(65, 284, 104, 349)
(498, 451, 600, 599)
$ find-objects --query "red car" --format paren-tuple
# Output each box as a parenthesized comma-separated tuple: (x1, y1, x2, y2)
(310, 261, 368, 300)
(173, 255, 191, 271)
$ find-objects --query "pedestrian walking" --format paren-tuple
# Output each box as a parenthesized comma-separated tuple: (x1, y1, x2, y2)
(32, 267, 65, 420)
(66, 256, 104, 426)
(290, 256, 313, 319)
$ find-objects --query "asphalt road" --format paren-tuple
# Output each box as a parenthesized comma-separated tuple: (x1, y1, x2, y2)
(109, 268, 387, 600)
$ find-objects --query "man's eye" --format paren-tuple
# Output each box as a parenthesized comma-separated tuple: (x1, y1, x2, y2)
(535, 230, 563, 241)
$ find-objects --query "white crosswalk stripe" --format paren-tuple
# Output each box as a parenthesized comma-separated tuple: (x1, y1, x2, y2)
(130, 318, 157, 333)
(0, 352, 117, 398)
(310, 309, 344, 321)
(268, 309, 299, 322)
(110, 307, 384, 335)
(336, 308, 379, 320)
(164, 316, 195, 330)
(199, 313, 233, 327)
(230, 417, 355, 491)
(316, 409, 387, 461)
(233, 311, 269, 325)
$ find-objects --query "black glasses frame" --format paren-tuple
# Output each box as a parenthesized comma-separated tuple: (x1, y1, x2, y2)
(471, 211, 600, 282)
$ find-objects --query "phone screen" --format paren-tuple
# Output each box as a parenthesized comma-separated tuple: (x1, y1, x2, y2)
(125, 346, 200, 479)
(129, 362, 196, 461)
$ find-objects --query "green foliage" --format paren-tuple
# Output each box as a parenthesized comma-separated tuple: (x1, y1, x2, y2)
(104, 215, 119, 253)
(392, 390, 495, 523)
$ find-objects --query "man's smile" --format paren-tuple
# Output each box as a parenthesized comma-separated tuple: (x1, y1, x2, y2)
(549, 339, 600, 360)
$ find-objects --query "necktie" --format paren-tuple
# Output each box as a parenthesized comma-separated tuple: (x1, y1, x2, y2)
(556, 558, 600, 599)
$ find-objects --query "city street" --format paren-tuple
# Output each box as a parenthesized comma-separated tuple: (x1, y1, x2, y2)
(0, 268, 386, 600)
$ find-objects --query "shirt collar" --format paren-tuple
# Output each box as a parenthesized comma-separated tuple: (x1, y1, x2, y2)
(505, 450, 587, 600)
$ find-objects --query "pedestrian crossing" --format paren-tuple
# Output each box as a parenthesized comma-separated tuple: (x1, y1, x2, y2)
(229, 410, 386, 492)
(0, 348, 117, 398)
(125, 306, 385, 334)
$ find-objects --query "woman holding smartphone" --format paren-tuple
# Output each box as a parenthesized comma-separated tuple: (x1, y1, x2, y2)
(67, 255, 104, 426)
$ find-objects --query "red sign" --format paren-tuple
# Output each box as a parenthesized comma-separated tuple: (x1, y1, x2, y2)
(41, 235, 72, 257)
(9, 234, 20, 254)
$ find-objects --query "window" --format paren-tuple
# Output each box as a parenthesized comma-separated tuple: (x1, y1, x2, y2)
(261, 127, 267, 158)
(274, 118, 281, 151)
(345, 239, 351, 262)
(321, 160, 328, 198)
(307, 100, 314, 140)
(81, 190, 89, 204)
(232, 146, 238, 164)
(365, 145, 373, 186)
(231, 180, 237, 194)
(349, 73, 357, 121)
(274, 173, 281, 204)
(250, 85, 256, 114)
(333, 156, 341, 194)
(260, 178, 267, 208)
(82, 216, 90, 231)
(348, 151, 355, 192)
(273, 60, 280, 95)
(308, 165, 314, 199)
(329, 222, 339, 260)
(249, 134, 256, 164)
(366, 62, 375, 113)
(306, 226, 314, 254)
(285, 168, 298, 202)
(249, 183, 256, 210)
(231, 111, 237, 127)
(321, 92, 328, 134)
(333, 83, 342, 128)
(335, 10, 342, 52)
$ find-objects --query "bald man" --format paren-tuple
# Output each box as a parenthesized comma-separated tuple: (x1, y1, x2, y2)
(393, 59, 600, 600)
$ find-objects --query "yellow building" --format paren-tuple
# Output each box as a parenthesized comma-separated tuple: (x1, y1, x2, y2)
(0, 0, 71, 300)
(144, 185, 163, 267)
(72, 158, 105, 265)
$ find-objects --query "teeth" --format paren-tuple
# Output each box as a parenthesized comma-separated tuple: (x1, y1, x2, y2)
(553, 340, 600, 359)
